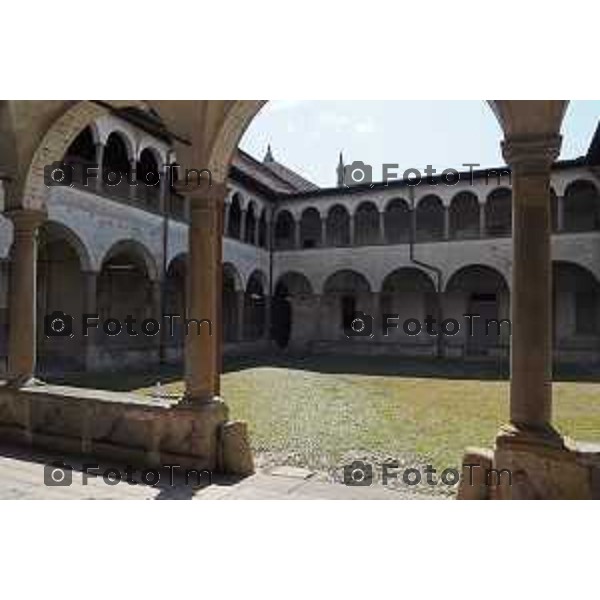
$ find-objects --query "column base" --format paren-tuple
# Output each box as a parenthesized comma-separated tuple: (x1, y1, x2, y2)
(492, 423, 599, 499)
(174, 395, 254, 476)
(496, 422, 566, 451)
(4, 375, 43, 389)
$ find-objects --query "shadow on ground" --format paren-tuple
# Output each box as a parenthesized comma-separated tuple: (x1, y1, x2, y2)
(43, 353, 600, 392)
(0, 443, 246, 500)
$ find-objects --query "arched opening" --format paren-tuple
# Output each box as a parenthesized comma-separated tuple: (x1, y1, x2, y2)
(164, 254, 187, 360)
(563, 180, 600, 232)
(244, 203, 257, 244)
(274, 210, 296, 250)
(96, 242, 157, 368)
(553, 262, 600, 358)
(273, 272, 313, 348)
(384, 198, 411, 244)
(228, 193, 242, 239)
(485, 188, 512, 237)
(323, 269, 371, 339)
(299, 207, 322, 248)
(449, 192, 480, 239)
(244, 271, 267, 340)
(64, 126, 96, 185)
(36, 223, 89, 374)
(137, 148, 161, 210)
(445, 264, 510, 355)
(354, 201, 380, 246)
(223, 263, 242, 342)
(102, 132, 132, 199)
(416, 195, 444, 241)
(325, 205, 350, 247)
(380, 267, 437, 349)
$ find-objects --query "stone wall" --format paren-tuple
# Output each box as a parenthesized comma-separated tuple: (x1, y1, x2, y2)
(0, 382, 253, 475)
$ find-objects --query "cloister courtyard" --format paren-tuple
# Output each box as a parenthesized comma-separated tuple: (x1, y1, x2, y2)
(45, 355, 600, 497)
(2, 100, 600, 499)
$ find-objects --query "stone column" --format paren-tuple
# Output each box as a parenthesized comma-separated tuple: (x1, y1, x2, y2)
(6, 209, 45, 385)
(239, 209, 247, 243)
(379, 211, 386, 244)
(556, 195, 565, 232)
(82, 271, 98, 370)
(349, 214, 355, 246)
(443, 206, 450, 240)
(180, 182, 228, 403)
(321, 218, 327, 247)
(129, 158, 138, 201)
(253, 219, 259, 246)
(479, 202, 486, 238)
(502, 134, 561, 432)
(294, 219, 301, 249)
(95, 143, 105, 193)
(159, 165, 170, 214)
(214, 197, 225, 388)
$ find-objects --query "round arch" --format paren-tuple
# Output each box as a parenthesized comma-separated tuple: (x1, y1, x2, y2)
(22, 100, 149, 210)
(325, 204, 351, 247)
(445, 263, 509, 294)
(485, 187, 512, 237)
(323, 269, 372, 294)
(223, 262, 243, 292)
(273, 209, 296, 250)
(449, 191, 480, 239)
(244, 269, 268, 340)
(416, 195, 444, 241)
(38, 220, 93, 272)
(100, 239, 159, 281)
(354, 201, 380, 246)
(36, 221, 92, 373)
(275, 271, 314, 296)
(553, 260, 600, 342)
(222, 262, 243, 342)
(384, 197, 411, 244)
(563, 179, 600, 232)
(445, 263, 510, 354)
(299, 207, 322, 249)
(381, 267, 436, 293)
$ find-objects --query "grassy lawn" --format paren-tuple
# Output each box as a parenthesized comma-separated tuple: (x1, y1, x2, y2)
(52, 356, 600, 475)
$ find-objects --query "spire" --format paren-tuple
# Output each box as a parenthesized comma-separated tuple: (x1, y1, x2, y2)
(264, 144, 274, 163)
(336, 151, 345, 187)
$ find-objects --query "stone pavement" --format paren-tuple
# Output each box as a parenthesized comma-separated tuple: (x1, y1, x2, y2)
(0, 445, 438, 500)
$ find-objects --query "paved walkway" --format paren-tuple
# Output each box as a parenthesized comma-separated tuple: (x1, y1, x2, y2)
(0, 445, 437, 500)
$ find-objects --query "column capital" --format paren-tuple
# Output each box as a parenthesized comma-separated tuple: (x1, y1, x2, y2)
(4, 209, 46, 232)
(502, 133, 562, 174)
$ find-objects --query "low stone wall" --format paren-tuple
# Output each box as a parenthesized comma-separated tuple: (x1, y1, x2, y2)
(0, 383, 254, 475)
(457, 429, 600, 500)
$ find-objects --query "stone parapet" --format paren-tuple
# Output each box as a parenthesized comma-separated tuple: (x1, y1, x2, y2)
(0, 382, 254, 476)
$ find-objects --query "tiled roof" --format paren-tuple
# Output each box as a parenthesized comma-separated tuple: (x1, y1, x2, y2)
(231, 149, 319, 195)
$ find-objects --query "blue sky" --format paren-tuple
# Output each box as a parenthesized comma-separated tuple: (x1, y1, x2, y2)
(240, 101, 600, 188)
